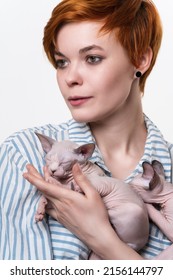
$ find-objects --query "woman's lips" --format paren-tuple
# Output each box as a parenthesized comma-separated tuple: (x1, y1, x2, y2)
(68, 96, 93, 106)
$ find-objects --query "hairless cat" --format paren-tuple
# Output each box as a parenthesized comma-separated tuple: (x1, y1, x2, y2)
(34, 132, 173, 259)
(131, 160, 173, 243)
(35, 132, 149, 255)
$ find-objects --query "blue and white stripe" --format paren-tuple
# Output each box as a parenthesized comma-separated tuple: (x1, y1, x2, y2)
(0, 115, 172, 259)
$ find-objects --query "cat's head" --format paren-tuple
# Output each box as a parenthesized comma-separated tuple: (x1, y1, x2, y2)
(35, 132, 95, 178)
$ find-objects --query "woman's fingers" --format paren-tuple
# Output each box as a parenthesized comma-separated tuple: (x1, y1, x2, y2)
(24, 163, 97, 200)
(43, 165, 52, 182)
(46, 208, 59, 221)
(23, 164, 71, 200)
(23, 163, 110, 248)
(23, 163, 103, 215)
(25, 164, 43, 179)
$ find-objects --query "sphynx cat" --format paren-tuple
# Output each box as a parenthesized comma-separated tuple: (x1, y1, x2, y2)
(131, 160, 173, 244)
(35, 132, 149, 255)
(33, 133, 173, 259)
(129, 160, 173, 259)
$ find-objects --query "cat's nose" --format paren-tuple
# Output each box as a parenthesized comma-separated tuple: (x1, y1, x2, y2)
(49, 164, 64, 177)
(49, 162, 58, 173)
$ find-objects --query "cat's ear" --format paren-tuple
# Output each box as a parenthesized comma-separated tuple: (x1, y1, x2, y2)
(142, 161, 162, 191)
(151, 160, 165, 178)
(35, 132, 55, 153)
(74, 143, 95, 160)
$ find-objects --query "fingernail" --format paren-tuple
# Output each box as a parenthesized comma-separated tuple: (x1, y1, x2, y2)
(26, 164, 31, 170)
(23, 173, 27, 178)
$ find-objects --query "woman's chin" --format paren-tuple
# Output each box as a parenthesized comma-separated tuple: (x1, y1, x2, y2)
(71, 113, 93, 123)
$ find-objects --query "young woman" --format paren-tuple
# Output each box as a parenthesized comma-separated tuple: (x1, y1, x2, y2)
(1, 0, 173, 259)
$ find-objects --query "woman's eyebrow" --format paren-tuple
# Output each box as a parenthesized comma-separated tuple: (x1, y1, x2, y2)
(54, 50, 65, 57)
(54, 45, 104, 57)
(79, 44, 104, 54)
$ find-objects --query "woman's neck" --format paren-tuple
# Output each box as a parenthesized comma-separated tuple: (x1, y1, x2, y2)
(89, 95, 147, 179)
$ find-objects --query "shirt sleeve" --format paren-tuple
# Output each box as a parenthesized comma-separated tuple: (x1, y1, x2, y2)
(0, 131, 53, 259)
(0, 127, 90, 260)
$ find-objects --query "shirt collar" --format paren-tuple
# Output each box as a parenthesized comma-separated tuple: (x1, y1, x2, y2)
(67, 115, 171, 182)
(126, 114, 171, 182)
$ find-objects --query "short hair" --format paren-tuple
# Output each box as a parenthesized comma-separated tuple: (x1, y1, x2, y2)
(43, 0, 162, 92)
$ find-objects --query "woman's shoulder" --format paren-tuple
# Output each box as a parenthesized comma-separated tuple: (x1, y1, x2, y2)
(3, 121, 70, 143)
(1, 118, 89, 147)
(0, 119, 89, 166)
(0, 120, 74, 169)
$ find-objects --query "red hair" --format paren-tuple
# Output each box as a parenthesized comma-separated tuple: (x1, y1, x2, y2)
(43, 0, 162, 92)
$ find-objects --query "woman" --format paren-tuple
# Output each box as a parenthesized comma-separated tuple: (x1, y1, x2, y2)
(1, 0, 172, 259)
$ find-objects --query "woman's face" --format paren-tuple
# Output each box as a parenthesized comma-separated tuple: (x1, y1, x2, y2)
(55, 21, 137, 123)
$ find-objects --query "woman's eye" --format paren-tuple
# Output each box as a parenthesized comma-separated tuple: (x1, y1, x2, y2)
(55, 59, 68, 69)
(86, 55, 102, 64)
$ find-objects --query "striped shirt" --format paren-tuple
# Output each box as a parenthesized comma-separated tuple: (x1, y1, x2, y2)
(0, 115, 172, 259)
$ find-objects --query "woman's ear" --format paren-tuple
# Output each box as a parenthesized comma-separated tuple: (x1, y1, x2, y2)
(137, 47, 153, 74)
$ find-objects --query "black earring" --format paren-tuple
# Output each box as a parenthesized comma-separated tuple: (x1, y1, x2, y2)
(136, 71, 142, 78)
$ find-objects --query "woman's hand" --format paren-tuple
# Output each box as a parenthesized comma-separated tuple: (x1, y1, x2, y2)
(23, 163, 143, 259)
(23, 164, 110, 249)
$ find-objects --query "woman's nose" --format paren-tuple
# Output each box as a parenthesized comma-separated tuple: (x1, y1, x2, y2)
(65, 63, 83, 87)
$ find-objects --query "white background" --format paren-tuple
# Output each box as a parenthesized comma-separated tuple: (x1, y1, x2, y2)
(0, 0, 173, 144)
